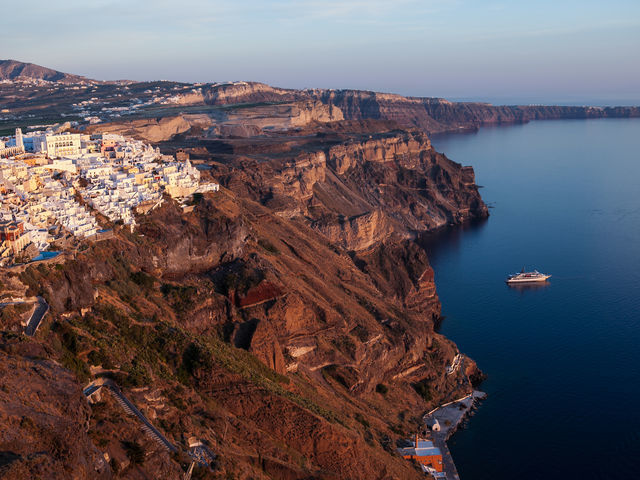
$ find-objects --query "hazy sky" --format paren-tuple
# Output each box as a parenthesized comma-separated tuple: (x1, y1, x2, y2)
(4, 0, 640, 102)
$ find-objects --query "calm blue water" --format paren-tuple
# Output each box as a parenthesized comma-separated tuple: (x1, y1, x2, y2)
(425, 119, 640, 480)
(31, 251, 60, 262)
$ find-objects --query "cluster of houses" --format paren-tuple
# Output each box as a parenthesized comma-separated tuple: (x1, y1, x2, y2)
(0, 128, 218, 265)
(69, 85, 204, 122)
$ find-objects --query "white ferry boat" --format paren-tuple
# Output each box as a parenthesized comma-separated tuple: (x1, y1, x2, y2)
(506, 268, 551, 284)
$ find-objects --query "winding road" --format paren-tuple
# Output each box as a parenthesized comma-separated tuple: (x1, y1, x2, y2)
(24, 296, 49, 337)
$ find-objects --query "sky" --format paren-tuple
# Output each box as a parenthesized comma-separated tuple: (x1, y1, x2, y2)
(3, 0, 640, 104)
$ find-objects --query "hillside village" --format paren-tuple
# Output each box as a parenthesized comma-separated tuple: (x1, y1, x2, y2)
(0, 128, 218, 265)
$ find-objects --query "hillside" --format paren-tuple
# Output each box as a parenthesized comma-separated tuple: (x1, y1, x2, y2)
(2, 60, 635, 479)
(199, 82, 640, 135)
(0, 115, 487, 479)
(1, 61, 638, 136)
(0, 59, 94, 84)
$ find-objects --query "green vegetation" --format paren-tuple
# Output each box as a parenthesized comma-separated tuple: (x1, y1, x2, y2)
(130, 271, 155, 290)
(0, 303, 31, 322)
(107, 277, 139, 303)
(178, 342, 213, 384)
(204, 336, 288, 387)
(258, 238, 280, 254)
(203, 336, 342, 423)
(122, 357, 151, 387)
(19, 264, 51, 297)
(122, 440, 145, 465)
(76, 297, 341, 424)
(191, 192, 204, 205)
(161, 283, 196, 315)
(375, 383, 388, 395)
(13, 247, 348, 450)
(411, 379, 433, 402)
(331, 335, 356, 358)
(61, 350, 90, 382)
(51, 321, 91, 381)
(354, 412, 370, 428)
(87, 349, 113, 368)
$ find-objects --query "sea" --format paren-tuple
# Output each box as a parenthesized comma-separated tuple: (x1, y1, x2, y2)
(422, 118, 640, 480)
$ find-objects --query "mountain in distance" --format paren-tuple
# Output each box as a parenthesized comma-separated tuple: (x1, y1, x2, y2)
(0, 59, 96, 84)
(1, 59, 639, 138)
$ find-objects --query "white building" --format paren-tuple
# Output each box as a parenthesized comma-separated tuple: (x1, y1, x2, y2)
(0, 129, 26, 158)
(0, 131, 218, 261)
(26, 132, 82, 157)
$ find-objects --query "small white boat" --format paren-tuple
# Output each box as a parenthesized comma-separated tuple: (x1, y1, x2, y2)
(506, 268, 551, 284)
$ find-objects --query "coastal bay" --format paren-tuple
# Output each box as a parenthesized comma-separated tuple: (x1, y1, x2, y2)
(425, 118, 640, 480)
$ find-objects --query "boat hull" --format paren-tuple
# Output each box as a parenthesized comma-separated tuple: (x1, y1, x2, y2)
(506, 275, 551, 284)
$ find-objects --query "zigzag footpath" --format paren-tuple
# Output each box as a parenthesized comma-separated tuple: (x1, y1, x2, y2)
(83, 377, 216, 480)
(83, 378, 178, 453)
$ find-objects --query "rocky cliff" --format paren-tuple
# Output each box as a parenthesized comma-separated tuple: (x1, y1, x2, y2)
(86, 114, 214, 143)
(202, 82, 304, 105)
(3, 59, 638, 138)
(211, 123, 487, 250)
(195, 83, 640, 135)
(209, 100, 344, 134)
(2, 182, 480, 479)
(83, 81, 640, 144)
(417, 101, 640, 133)
(309, 89, 640, 134)
(89, 101, 344, 143)
(0, 127, 486, 477)
(0, 74, 497, 480)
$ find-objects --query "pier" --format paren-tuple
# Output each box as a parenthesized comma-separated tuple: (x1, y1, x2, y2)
(423, 390, 486, 480)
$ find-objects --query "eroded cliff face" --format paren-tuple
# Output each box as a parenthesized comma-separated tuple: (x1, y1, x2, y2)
(212, 126, 487, 251)
(310, 90, 640, 134)
(135, 197, 250, 276)
(87, 82, 640, 144)
(202, 81, 304, 105)
(1, 103, 488, 480)
(86, 114, 214, 143)
(4, 177, 481, 478)
(196, 83, 640, 135)
(210, 100, 344, 133)
(6, 72, 639, 479)
(308, 89, 449, 134)
(89, 100, 344, 142)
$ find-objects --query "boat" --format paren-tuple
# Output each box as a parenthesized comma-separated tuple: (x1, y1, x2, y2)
(506, 268, 551, 284)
